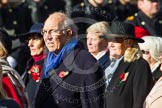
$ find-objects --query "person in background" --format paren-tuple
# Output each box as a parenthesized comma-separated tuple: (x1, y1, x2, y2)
(0, 0, 32, 75)
(26, 0, 66, 24)
(86, 21, 110, 70)
(0, 28, 29, 108)
(34, 12, 105, 108)
(143, 54, 162, 108)
(135, 26, 151, 38)
(126, 0, 162, 36)
(0, 64, 20, 108)
(112, 0, 138, 21)
(138, 36, 162, 82)
(19, 23, 47, 107)
(0, 0, 33, 36)
(104, 21, 154, 108)
(71, 0, 117, 49)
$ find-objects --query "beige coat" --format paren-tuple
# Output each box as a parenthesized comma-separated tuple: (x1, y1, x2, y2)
(144, 77, 162, 108)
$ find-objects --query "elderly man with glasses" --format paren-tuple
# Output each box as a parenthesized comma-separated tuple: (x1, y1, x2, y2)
(34, 12, 105, 108)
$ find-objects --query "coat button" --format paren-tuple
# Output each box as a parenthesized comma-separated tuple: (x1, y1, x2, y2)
(9, 9, 13, 12)
(13, 21, 17, 25)
(55, 99, 60, 104)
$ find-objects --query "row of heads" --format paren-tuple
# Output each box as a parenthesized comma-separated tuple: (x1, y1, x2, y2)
(18, 21, 150, 42)
(0, 21, 151, 52)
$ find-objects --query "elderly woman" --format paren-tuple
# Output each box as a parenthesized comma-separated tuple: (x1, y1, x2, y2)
(86, 21, 110, 70)
(138, 36, 162, 82)
(19, 23, 46, 106)
(144, 36, 162, 108)
(104, 21, 154, 108)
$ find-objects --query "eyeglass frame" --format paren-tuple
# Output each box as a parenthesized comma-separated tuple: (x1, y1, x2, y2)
(141, 50, 150, 55)
(41, 29, 66, 36)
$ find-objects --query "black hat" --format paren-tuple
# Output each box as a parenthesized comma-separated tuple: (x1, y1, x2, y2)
(0, 28, 12, 53)
(105, 21, 144, 43)
(18, 23, 43, 39)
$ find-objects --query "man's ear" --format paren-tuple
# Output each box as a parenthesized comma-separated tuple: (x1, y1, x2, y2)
(137, 0, 143, 9)
(64, 29, 73, 39)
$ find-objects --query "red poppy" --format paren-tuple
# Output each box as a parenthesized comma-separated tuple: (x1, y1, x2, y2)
(58, 71, 69, 78)
(119, 73, 125, 80)
(29, 65, 42, 82)
(119, 72, 129, 83)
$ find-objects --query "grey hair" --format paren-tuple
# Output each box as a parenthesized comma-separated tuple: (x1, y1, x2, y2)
(62, 16, 78, 36)
(86, 21, 111, 36)
(139, 36, 162, 62)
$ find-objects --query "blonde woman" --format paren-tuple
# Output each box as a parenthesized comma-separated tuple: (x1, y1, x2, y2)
(104, 21, 154, 108)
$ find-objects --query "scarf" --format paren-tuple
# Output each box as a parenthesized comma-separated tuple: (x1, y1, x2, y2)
(44, 38, 78, 78)
(33, 54, 46, 62)
(105, 56, 123, 88)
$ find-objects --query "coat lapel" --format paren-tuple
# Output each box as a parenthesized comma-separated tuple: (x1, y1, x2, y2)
(107, 59, 131, 93)
(34, 68, 71, 107)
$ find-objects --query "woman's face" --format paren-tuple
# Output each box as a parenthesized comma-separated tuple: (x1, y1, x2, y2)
(27, 35, 44, 56)
(108, 38, 126, 59)
(139, 44, 152, 63)
(87, 32, 108, 56)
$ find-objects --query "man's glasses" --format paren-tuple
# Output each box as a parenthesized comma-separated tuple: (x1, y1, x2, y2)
(141, 50, 150, 55)
(41, 29, 65, 36)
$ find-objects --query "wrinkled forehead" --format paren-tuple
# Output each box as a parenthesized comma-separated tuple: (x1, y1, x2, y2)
(87, 32, 104, 36)
(44, 16, 65, 30)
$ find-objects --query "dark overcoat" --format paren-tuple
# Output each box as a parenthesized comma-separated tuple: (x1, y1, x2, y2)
(126, 11, 162, 36)
(105, 57, 154, 108)
(34, 44, 105, 108)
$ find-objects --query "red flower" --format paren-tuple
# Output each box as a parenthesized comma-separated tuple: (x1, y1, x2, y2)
(119, 72, 129, 83)
(119, 73, 125, 80)
(58, 71, 69, 78)
(29, 65, 42, 82)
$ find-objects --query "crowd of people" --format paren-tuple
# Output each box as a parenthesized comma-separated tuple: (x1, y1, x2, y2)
(0, 0, 162, 108)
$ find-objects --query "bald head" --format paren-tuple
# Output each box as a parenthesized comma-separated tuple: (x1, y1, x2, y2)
(44, 12, 77, 35)
(42, 12, 78, 53)
(44, 12, 68, 30)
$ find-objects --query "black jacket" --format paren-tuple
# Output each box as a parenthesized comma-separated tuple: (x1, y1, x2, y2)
(126, 11, 162, 36)
(105, 58, 154, 108)
(34, 44, 105, 108)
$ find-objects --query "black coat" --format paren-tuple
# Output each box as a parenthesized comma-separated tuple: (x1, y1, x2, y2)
(152, 65, 162, 82)
(34, 44, 105, 108)
(71, 0, 117, 35)
(126, 11, 162, 36)
(0, 99, 20, 108)
(26, 0, 66, 23)
(98, 52, 110, 71)
(0, 3, 33, 36)
(23, 57, 46, 106)
(113, 0, 138, 21)
(105, 58, 154, 108)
